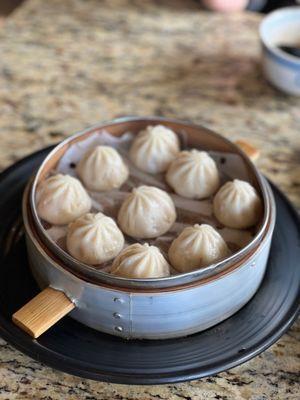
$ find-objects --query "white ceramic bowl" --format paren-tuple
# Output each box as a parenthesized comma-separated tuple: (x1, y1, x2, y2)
(260, 7, 300, 96)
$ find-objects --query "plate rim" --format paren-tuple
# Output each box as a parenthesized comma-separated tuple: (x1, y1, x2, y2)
(0, 148, 299, 385)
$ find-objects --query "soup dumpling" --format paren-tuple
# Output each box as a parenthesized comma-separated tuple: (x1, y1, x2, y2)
(36, 174, 91, 225)
(118, 185, 176, 239)
(129, 125, 180, 174)
(166, 150, 220, 199)
(111, 243, 170, 278)
(168, 224, 230, 272)
(213, 179, 263, 229)
(76, 145, 129, 191)
(66, 212, 124, 265)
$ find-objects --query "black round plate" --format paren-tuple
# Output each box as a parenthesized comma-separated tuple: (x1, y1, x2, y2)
(0, 148, 299, 385)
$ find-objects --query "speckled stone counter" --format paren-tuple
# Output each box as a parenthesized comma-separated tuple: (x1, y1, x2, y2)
(0, 0, 299, 399)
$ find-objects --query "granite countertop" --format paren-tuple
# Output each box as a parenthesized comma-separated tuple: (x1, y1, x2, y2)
(0, 0, 299, 398)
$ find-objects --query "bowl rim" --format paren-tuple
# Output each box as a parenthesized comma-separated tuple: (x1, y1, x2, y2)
(259, 6, 300, 66)
(27, 116, 275, 289)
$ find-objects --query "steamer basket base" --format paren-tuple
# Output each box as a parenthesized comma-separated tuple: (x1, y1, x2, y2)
(25, 231, 272, 340)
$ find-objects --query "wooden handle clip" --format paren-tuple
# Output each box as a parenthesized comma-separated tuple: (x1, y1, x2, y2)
(12, 287, 75, 338)
(235, 139, 260, 162)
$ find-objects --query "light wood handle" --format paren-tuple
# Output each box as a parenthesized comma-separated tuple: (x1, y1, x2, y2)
(12, 287, 75, 338)
(235, 139, 260, 162)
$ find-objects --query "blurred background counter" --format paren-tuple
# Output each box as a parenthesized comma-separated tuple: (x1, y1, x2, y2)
(0, 0, 299, 399)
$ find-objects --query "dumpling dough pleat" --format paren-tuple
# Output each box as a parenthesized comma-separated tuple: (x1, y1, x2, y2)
(76, 145, 128, 191)
(168, 224, 230, 272)
(66, 212, 124, 265)
(36, 174, 91, 225)
(111, 243, 170, 278)
(118, 185, 176, 239)
(213, 179, 263, 229)
(166, 150, 220, 199)
(129, 125, 180, 174)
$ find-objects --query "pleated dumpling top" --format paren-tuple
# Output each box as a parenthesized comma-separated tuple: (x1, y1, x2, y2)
(76, 145, 129, 191)
(36, 174, 91, 225)
(118, 185, 176, 239)
(168, 224, 230, 272)
(111, 243, 170, 278)
(166, 149, 220, 199)
(66, 212, 124, 265)
(129, 125, 180, 174)
(213, 179, 263, 229)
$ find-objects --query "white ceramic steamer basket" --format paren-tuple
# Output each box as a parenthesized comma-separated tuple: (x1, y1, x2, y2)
(13, 117, 276, 340)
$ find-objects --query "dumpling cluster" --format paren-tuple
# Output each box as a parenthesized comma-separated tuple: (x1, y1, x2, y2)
(76, 145, 128, 191)
(118, 185, 176, 239)
(213, 179, 262, 229)
(129, 125, 180, 174)
(111, 243, 170, 278)
(36, 126, 263, 278)
(166, 150, 220, 199)
(36, 174, 91, 225)
(168, 224, 230, 272)
(66, 212, 124, 265)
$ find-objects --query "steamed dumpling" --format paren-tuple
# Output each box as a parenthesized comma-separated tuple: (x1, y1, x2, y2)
(213, 179, 263, 229)
(166, 150, 220, 199)
(111, 243, 170, 278)
(117, 185, 176, 239)
(66, 212, 124, 265)
(129, 125, 180, 174)
(36, 174, 91, 225)
(76, 145, 129, 191)
(168, 224, 230, 272)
